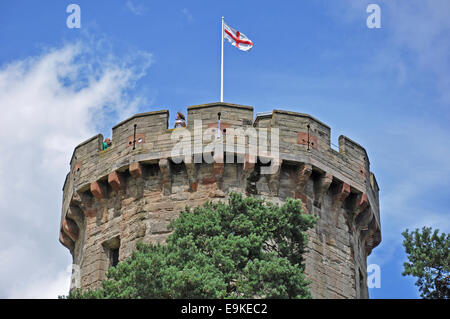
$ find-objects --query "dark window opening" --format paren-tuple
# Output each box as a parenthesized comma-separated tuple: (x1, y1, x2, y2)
(110, 248, 119, 267)
(102, 236, 120, 269)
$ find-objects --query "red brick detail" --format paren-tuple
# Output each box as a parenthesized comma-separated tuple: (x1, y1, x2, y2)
(191, 181, 198, 192)
(208, 122, 230, 130)
(62, 217, 79, 241)
(213, 153, 224, 175)
(90, 181, 105, 199)
(333, 183, 350, 215)
(73, 162, 81, 173)
(213, 163, 224, 175)
(243, 154, 256, 172)
(295, 193, 308, 213)
(297, 132, 318, 149)
(201, 177, 217, 185)
(159, 159, 170, 177)
(84, 209, 97, 218)
(357, 193, 369, 212)
(158, 158, 172, 194)
(297, 163, 312, 191)
(332, 182, 351, 226)
(129, 162, 143, 178)
(59, 231, 74, 250)
(358, 164, 368, 178)
(338, 183, 351, 199)
(160, 179, 170, 187)
(316, 173, 333, 194)
(108, 171, 125, 192)
(127, 133, 146, 147)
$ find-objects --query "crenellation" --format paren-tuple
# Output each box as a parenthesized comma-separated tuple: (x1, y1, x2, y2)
(253, 112, 272, 128)
(112, 110, 169, 140)
(273, 110, 331, 150)
(70, 134, 104, 168)
(60, 102, 381, 298)
(187, 103, 254, 130)
(338, 135, 370, 170)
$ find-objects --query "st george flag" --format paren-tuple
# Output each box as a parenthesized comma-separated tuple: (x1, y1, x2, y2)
(224, 21, 254, 51)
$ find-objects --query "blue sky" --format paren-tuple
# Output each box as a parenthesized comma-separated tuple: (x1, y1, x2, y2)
(0, 0, 448, 298)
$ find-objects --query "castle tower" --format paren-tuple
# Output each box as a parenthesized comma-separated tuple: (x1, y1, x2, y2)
(59, 102, 381, 298)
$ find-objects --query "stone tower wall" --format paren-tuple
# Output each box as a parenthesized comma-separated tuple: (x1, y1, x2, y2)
(59, 102, 381, 298)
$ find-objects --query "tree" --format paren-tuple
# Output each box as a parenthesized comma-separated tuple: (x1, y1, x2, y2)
(68, 193, 317, 299)
(402, 227, 449, 299)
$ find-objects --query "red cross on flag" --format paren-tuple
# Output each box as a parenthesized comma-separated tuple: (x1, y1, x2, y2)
(223, 21, 253, 51)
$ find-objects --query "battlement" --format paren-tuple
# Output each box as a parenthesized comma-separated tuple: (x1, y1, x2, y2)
(112, 110, 169, 140)
(67, 103, 372, 181)
(60, 102, 381, 298)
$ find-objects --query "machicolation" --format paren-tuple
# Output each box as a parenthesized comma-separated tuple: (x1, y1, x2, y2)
(59, 102, 381, 298)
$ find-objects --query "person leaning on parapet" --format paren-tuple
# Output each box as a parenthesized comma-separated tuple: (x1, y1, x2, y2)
(102, 138, 112, 150)
(174, 112, 186, 128)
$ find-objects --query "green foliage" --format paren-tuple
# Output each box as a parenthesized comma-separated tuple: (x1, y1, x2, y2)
(68, 193, 317, 299)
(402, 227, 449, 299)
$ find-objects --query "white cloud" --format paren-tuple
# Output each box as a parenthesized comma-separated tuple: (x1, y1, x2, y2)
(326, 1, 450, 270)
(181, 8, 193, 22)
(385, 0, 450, 105)
(365, 120, 450, 274)
(0, 41, 152, 298)
(16, 266, 72, 299)
(1, 241, 72, 299)
(333, 0, 450, 106)
(126, 0, 147, 16)
(378, 121, 450, 232)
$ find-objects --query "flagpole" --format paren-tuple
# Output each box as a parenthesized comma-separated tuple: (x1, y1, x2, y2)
(220, 16, 224, 102)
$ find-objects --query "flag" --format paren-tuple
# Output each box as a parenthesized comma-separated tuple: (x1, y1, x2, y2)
(223, 21, 253, 52)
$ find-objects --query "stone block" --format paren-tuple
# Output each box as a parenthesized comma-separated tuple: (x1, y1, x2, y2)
(129, 162, 143, 178)
(108, 171, 125, 192)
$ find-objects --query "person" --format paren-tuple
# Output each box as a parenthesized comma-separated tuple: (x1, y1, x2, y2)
(103, 138, 112, 150)
(174, 112, 186, 128)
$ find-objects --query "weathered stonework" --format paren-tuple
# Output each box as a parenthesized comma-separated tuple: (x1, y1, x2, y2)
(59, 102, 381, 298)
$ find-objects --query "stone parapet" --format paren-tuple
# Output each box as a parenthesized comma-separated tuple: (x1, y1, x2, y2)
(59, 102, 381, 298)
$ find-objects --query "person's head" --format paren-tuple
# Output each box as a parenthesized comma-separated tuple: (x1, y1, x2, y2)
(105, 138, 112, 145)
(176, 112, 185, 120)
